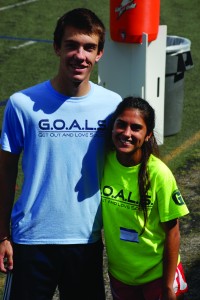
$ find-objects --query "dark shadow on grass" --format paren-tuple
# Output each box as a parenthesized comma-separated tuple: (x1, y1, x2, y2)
(184, 259, 200, 300)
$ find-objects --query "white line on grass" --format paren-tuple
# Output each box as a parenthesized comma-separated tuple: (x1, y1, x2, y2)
(0, 0, 39, 11)
(10, 41, 36, 49)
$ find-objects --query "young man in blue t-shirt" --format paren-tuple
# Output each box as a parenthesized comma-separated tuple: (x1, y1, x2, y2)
(0, 8, 121, 299)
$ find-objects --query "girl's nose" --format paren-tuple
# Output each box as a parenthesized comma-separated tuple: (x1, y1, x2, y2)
(123, 126, 132, 137)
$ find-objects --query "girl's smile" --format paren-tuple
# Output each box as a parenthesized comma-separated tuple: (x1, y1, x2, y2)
(112, 108, 151, 166)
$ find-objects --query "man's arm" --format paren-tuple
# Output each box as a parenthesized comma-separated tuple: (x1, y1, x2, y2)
(0, 150, 20, 273)
(161, 218, 180, 300)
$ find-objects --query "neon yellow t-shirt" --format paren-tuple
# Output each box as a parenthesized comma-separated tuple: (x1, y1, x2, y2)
(101, 152, 189, 285)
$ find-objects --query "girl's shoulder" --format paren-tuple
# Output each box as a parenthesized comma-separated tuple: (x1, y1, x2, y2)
(148, 155, 174, 178)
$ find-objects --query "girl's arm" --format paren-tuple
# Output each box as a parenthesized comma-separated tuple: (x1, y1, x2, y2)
(161, 218, 180, 300)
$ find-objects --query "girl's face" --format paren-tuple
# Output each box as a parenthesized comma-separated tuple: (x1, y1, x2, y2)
(112, 108, 152, 166)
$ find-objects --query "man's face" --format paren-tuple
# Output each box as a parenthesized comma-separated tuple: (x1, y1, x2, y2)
(54, 26, 103, 84)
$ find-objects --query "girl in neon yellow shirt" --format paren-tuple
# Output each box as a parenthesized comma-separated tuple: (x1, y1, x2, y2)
(101, 97, 189, 300)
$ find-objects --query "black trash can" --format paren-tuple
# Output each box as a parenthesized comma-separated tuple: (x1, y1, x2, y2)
(164, 36, 193, 136)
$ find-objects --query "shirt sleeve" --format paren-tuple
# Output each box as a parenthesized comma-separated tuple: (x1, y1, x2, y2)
(156, 168, 189, 222)
(1, 96, 24, 154)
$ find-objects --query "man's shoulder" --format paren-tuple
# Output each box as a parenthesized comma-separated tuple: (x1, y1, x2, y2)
(91, 82, 122, 100)
(20, 80, 49, 94)
(8, 81, 49, 109)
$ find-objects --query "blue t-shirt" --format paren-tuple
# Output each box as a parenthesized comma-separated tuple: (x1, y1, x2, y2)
(1, 80, 121, 244)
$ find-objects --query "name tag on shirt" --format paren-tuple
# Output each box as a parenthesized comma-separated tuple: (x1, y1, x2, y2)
(120, 227, 139, 243)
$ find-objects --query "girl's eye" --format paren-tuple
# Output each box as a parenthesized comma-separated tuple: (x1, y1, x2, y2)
(130, 125, 142, 131)
(115, 121, 126, 129)
(115, 120, 142, 131)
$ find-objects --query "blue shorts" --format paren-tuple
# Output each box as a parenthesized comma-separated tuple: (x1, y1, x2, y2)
(8, 240, 105, 300)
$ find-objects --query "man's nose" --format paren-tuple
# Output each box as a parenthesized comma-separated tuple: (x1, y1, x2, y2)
(75, 47, 85, 60)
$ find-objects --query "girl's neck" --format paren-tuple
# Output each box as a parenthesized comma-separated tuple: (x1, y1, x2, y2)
(116, 150, 142, 167)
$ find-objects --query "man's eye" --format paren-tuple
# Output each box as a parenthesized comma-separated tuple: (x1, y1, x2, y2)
(65, 43, 76, 50)
(85, 45, 97, 52)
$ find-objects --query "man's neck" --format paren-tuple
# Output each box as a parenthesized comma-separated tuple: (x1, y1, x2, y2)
(51, 76, 91, 97)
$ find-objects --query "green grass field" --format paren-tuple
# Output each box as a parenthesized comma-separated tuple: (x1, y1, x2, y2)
(0, 0, 199, 298)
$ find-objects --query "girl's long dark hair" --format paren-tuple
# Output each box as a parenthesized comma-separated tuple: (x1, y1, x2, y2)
(107, 97, 159, 235)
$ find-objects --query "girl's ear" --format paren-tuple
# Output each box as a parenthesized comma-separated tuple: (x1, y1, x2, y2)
(145, 132, 153, 142)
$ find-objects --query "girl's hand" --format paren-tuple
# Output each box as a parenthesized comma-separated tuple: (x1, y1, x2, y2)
(160, 287, 177, 300)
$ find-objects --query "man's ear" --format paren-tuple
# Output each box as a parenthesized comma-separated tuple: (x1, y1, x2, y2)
(95, 49, 104, 63)
(53, 43, 61, 57)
